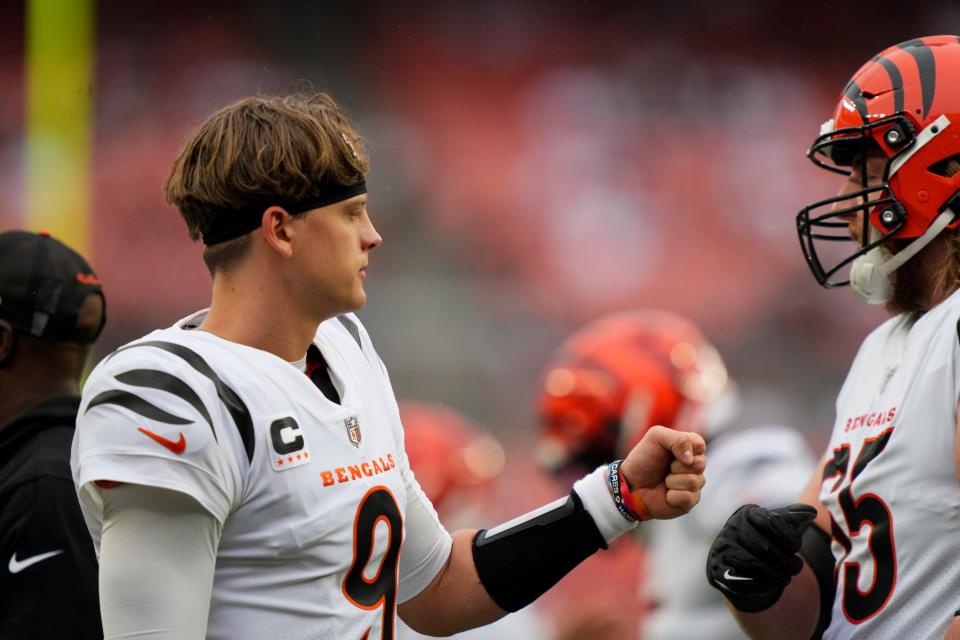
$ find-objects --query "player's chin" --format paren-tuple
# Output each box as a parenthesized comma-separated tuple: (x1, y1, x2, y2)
(347, 285, 367, 310)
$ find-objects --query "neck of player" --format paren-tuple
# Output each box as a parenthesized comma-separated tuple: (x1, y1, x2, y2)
(199, 266, 332, 362)
(887, 234, 959, 317)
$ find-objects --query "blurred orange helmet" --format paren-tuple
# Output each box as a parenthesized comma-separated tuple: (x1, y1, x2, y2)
(400, 402, 505, 509)
(536, 311, 733, 475)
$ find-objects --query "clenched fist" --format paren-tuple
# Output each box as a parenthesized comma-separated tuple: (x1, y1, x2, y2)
(621, 425, 707, 520)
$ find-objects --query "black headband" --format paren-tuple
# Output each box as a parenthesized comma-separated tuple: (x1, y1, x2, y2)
(201, 177, 368, 246)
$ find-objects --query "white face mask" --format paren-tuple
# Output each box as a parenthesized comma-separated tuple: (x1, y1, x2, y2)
(849, 210, 955, 305)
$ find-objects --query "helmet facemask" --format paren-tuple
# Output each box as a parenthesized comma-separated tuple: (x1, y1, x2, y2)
(798, 111, 960, 303)
(797, 115, 913, 289)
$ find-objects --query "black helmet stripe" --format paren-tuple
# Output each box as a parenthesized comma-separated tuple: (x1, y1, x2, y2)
(872, 55, 904, 114)
(115, 368, 217, 441)
(843, 81, 870, 120)
(898, 39, 936, 118)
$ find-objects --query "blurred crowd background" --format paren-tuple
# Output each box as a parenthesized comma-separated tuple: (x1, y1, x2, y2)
(3, 1, 958, 632)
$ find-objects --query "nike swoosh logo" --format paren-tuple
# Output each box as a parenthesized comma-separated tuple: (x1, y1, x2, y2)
(9, 550, 64, 574)
(723, 568, 754, 582)
(75, 272, 102, 286)
(138, 427, 187, 455)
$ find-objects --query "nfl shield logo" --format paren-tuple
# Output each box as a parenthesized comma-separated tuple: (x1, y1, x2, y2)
(345, 415, 361, 447)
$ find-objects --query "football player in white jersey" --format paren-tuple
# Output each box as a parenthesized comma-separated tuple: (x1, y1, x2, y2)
(71, 92, 708, 639)
(536, 311, 815, 640)
(707, 35, 960, 639)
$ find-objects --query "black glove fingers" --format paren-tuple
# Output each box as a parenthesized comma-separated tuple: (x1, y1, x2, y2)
(745, 503, 816, 555)
(735, 530, 799, 577)
(777, 503, 818, 527)
(706, 504, 815, 613)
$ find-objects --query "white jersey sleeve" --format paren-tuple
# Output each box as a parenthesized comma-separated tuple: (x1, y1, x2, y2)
(73, 341, 246, 528)
(396, 447, 453, 603)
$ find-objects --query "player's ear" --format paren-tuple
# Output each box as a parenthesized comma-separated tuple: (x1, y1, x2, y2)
(261, 206, 296, 258)
(0, 320, 15, 367)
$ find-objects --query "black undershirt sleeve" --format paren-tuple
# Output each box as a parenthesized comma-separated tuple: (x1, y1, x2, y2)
(799, 522, 835, 640)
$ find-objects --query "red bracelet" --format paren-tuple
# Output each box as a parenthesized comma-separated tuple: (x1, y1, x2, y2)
(617, 466, 652, 521)
(607, 460, 652, 522)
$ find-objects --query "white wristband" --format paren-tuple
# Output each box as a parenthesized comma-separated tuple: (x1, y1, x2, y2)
(573, 465, 639, 544)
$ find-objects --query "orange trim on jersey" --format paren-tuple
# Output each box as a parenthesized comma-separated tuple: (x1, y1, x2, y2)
(841, 490, 898, 625)
(342, 485, 403, 611)
(835, 427, 898, 625)
(362, 514, 395, 586)
(342, 485, 404, 640)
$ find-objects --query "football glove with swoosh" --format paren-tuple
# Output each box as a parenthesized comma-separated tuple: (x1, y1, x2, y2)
(706, 503, 817, 613)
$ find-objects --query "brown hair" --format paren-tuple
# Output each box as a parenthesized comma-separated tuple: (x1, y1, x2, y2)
(932, 157, 960, 303)
(164, 92, 369, 273)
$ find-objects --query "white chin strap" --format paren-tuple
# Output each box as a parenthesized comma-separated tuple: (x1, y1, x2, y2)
(850, 209, 955, 304)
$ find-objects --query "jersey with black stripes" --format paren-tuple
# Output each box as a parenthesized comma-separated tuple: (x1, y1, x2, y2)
(71, 311, 452, 639)
(817, 288, 960, 639)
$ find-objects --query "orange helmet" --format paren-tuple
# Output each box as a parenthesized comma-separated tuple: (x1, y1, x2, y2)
(798, 36, 960, 292)
(536, 311, 731, 475)
(400, 402, 505, 509)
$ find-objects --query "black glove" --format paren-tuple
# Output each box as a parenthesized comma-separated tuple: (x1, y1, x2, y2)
(706, 503, 817, 613)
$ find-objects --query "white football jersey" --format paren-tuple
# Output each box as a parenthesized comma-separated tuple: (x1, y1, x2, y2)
(819, 288, 960, 639)
(72, 311, 452, 640)
(642, 425, 816, 640)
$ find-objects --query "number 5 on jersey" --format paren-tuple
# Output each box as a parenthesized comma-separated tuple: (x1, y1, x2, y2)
(821, 427, 896, 624)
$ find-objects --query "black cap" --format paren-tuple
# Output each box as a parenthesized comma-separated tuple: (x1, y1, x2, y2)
(0, 230, 106, 344)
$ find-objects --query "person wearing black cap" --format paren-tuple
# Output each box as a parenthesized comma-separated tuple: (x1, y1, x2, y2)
(0, 230, 104, 638)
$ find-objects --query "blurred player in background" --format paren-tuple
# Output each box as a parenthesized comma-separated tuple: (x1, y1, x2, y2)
(707, 35, 960, 639)
(538, 310, 815, 639)
(71, 91, 707, 639)
(396, 401, 547, 639)
(0, 230, 104, 638)
(397, 401, 506, 531)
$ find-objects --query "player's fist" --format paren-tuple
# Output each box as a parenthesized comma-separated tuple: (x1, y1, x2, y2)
(706, 503, 817, 612)
(620, 425, 706, 520)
